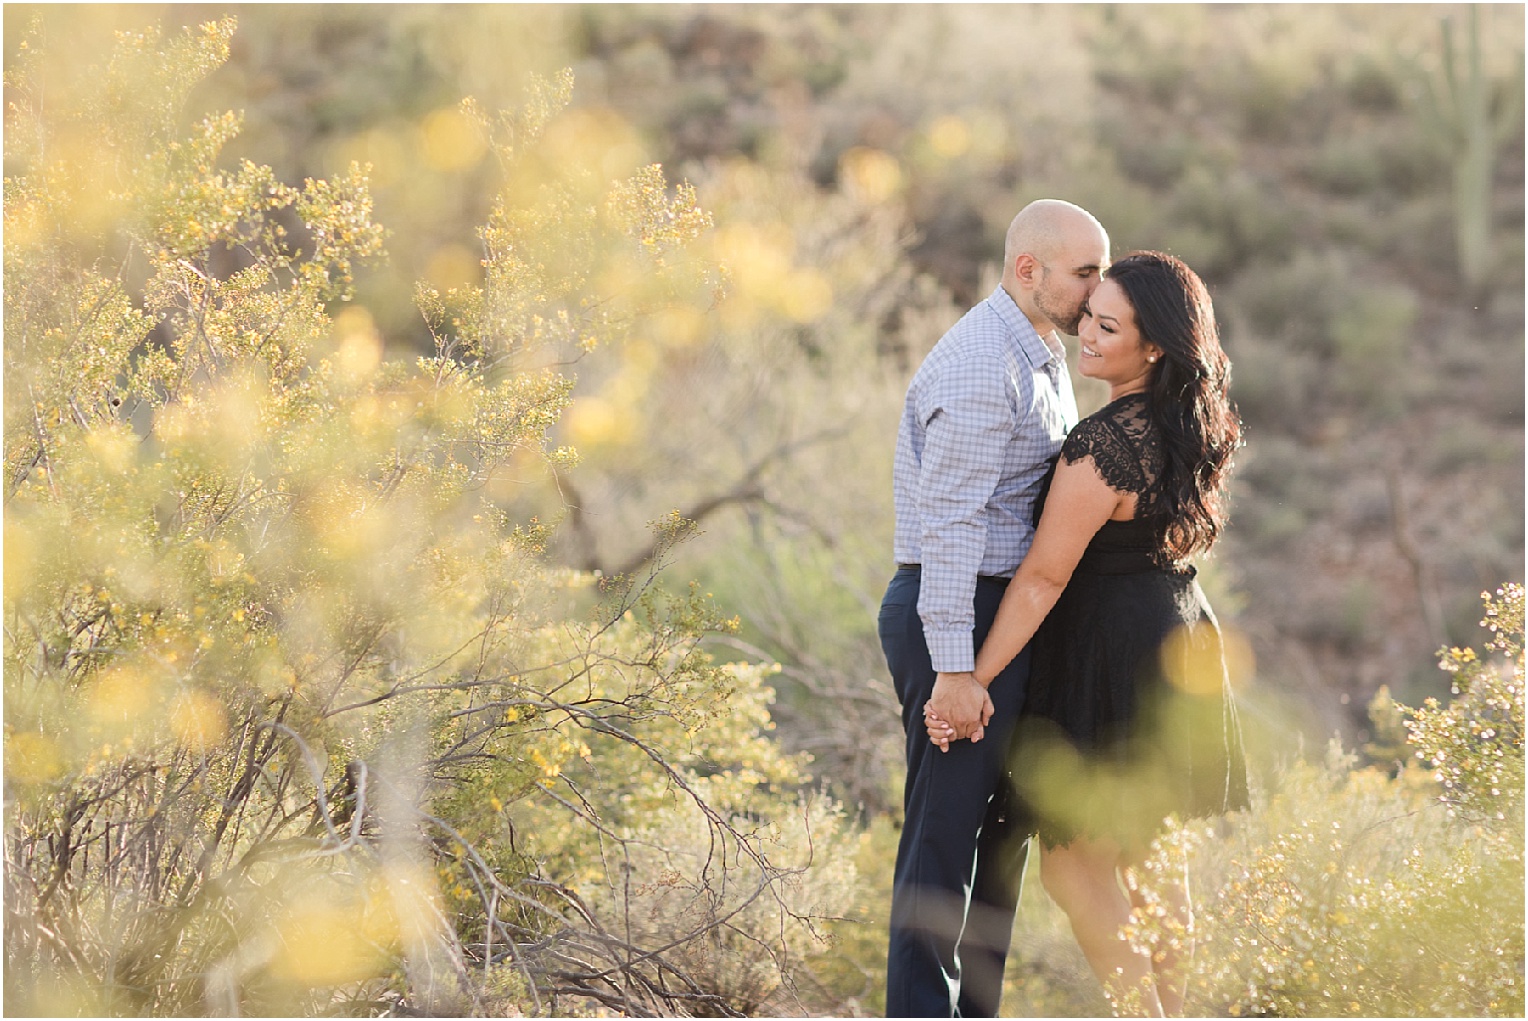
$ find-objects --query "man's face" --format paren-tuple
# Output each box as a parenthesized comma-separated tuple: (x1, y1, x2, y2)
(1033, 231, 1109, 335)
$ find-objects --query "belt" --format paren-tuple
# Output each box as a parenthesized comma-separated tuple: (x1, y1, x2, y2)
(896, 563, 1011, 583)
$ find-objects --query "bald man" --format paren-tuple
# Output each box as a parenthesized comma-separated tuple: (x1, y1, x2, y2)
(881, 200, 1109, 1016)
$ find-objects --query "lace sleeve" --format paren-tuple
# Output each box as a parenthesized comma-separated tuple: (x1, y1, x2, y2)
(1059, 415, 1147, 495)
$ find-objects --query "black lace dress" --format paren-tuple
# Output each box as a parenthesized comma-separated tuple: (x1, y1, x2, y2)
(1017, 392, 1249, 849)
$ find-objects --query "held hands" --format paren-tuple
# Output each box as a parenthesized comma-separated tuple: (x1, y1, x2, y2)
(924, 672, 993, 753)
(923, 704, 958, 752)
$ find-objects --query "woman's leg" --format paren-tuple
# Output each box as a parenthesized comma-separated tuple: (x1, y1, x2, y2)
(1124, 857, 1193, 1018)
(1040, 838, 1165, 1017)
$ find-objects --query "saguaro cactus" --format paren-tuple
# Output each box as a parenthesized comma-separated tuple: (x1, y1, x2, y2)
(1410, 5, 1525, 295)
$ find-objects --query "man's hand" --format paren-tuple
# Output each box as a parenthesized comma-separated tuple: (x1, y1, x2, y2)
(926, 671, 994, 748)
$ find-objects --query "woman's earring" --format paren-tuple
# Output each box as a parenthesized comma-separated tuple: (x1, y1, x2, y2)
(1148, 355, 1158, 363)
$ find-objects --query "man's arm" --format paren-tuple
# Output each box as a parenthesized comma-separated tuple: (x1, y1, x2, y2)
(915, 359, 1014, 737)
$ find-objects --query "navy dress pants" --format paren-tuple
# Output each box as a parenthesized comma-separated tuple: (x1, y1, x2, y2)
(879, 568, 1032, 1018)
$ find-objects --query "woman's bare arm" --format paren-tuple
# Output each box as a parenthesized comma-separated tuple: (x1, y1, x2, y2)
(973, 455, 1123, 686)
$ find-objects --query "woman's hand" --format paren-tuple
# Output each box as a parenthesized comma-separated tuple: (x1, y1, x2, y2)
(922, 703, 966, 753)
(927, 671, 992, 746)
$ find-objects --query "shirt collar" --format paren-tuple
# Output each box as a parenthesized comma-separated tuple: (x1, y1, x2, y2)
(985, 284, 1065, 369)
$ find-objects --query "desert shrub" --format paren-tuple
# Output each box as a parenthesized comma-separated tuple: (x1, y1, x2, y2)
(1127, 584, 1525, 1018)
(1161, 166, 1297, 278)
(1225, 249, 1352, 358)
(530, 152, 954, 816)
(3, 17, 855, 1017)
(1407, 583, 1524, 821)
(1330, 281, 1420, 415)
(1222, 336, 1325, 438)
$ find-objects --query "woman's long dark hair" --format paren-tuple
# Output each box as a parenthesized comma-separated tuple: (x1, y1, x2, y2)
(1106, 251, 1240, 562)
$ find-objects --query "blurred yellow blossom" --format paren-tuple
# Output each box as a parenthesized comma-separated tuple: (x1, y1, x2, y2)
(271, 902, 386, 987)
(170, 690, 229, 751)
(839, 146, 904, 203)
(421, 105, 488, 172)
(928, 114, 972, 159)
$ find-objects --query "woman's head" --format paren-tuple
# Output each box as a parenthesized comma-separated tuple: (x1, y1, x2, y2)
(1102, 251, 1228, 398)
(1098, 251, 1240, 562)
(1075, 277, 1159, 392)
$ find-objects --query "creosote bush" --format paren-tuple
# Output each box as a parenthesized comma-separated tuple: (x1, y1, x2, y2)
(3, 17, 855, 1018)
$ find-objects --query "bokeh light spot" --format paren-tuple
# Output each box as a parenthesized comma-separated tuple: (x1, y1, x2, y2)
(714, 221, 794, 280)
(928, 115, 972, 159)
(647, 304, 707, 349)
(839, 147, 904, 204)
(335, 127, 408, 189)
(378, 861, 444, 943)
(553, 107, 645, 182)
(333, 306, 383, 379)
(420, 106, 487, 173)
(89, 664, 160, 733)
(85, 427, 136, 476)
(170, 690, 228, 751)
(1161, 621, 1255, 696)
(425, 244, 481, 292)
(782, 268, 833, 324)
(564, 397, 619, 448)
(6, 732, 65, 785)
(271, 903, 383, 987)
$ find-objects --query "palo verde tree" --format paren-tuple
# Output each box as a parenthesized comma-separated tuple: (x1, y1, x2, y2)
(4, 16, 856, 1017)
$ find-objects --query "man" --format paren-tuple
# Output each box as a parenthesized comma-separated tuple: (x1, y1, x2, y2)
(880, 199, 1109, 1017)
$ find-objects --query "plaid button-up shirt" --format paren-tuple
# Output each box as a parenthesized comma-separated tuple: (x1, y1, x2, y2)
(892, 285, 1078, 673)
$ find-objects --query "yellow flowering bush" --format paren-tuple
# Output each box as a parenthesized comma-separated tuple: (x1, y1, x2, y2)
(1126, 585, 1524, 1018)
(4, 18, 854, 1017)
(1407, 584, 1525, 822)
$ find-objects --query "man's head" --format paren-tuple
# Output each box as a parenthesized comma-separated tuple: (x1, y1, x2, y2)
(1001, 200, 1110, 336)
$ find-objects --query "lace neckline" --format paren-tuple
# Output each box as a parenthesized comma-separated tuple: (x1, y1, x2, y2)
(1061, 390, 1161, 506)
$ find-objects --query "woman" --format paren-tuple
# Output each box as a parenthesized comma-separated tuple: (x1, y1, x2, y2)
(925, 251, 1249, 1017)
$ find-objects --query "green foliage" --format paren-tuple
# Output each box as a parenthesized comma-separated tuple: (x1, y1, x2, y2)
(5, 7, 1523, 1017)
(72, 0, 1519, 777)
(3, 19, 853, 1018)
(534, 152, 951, 812)
(1124, 585, 1525, 1018)
(1330, 281, 1419, 415)
(1406, 583, 1525, 821)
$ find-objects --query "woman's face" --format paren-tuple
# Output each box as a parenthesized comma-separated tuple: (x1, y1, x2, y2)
(1077, 278, 1161, 392)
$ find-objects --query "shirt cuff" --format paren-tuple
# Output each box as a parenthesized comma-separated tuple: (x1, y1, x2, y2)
(925, 629, 976, 674)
